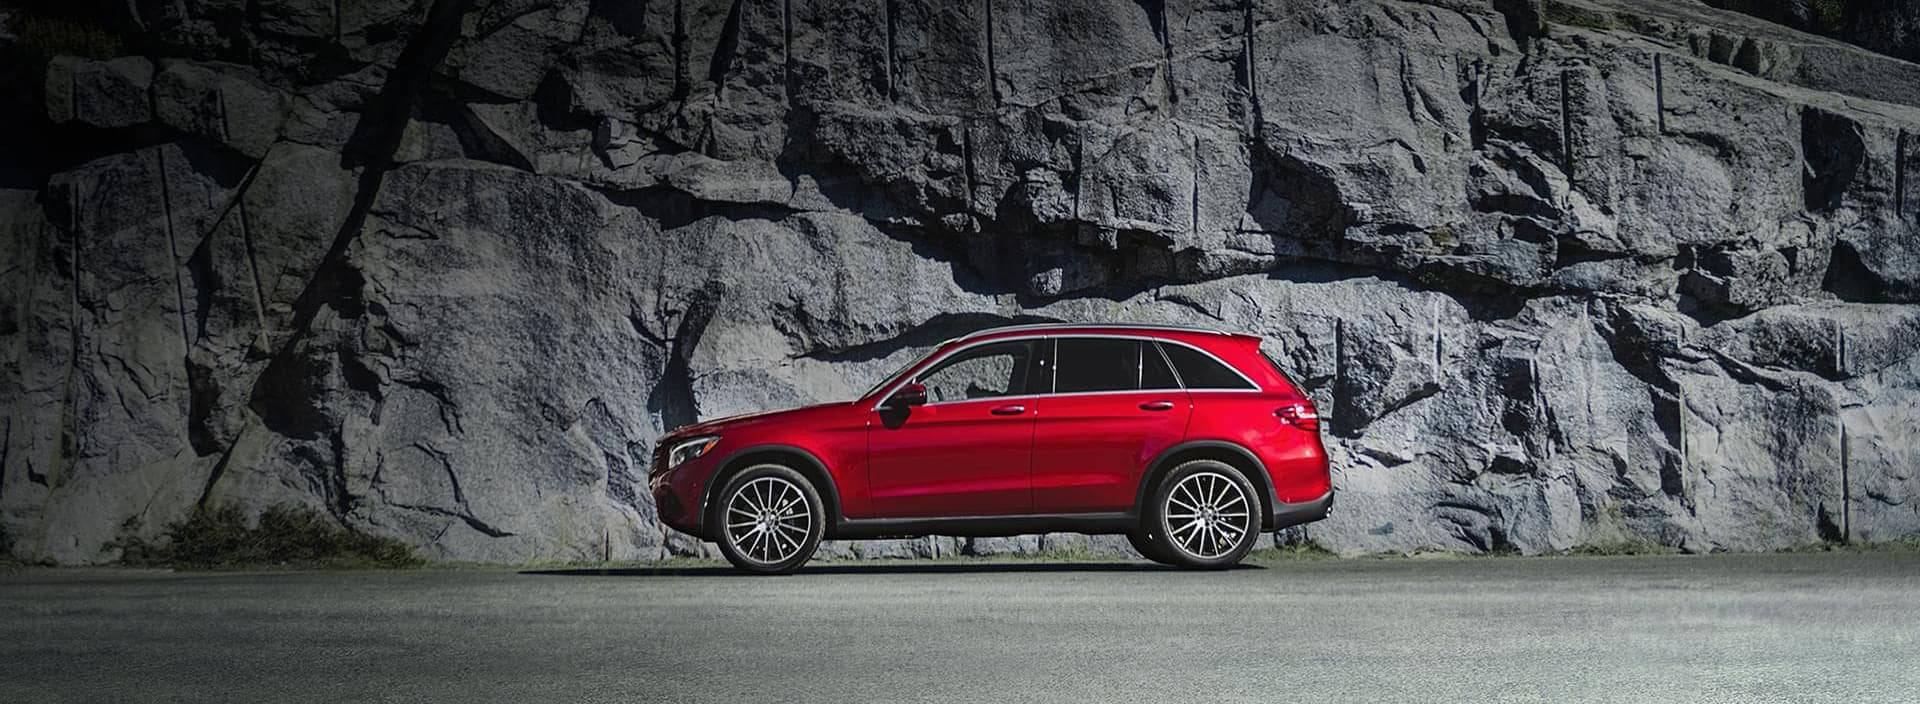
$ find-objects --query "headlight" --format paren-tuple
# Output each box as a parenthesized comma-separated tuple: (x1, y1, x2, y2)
(666, 435, 720, 469)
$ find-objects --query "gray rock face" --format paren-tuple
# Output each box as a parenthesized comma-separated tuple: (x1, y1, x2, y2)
(1705, 0, 1920, 64)
(2, 0, 1917, 563)
(45, 57, 155, 128)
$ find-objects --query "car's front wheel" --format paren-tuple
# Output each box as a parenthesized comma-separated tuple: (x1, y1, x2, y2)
(1150, 460, 1264, 569)
(714, 464, 824, 575)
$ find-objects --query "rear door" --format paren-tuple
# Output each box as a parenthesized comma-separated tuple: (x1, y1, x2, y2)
(1030, 337, 1190, 513)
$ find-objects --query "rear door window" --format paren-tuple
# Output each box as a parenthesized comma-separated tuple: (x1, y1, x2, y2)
(1055, 337, 1143, 393)
(1141, 341, 1180, 390)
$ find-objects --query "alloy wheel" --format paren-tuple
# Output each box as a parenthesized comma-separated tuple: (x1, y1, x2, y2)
(723, 475, 813, 565)
(1161, 470, 1252, 560)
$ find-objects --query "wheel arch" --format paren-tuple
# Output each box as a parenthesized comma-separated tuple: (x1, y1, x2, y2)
(1135, 440, 1280, 532)
(700, 444, 845, 541)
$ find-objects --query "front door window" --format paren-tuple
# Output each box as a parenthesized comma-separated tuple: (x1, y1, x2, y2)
(915, 341, 1037, 403)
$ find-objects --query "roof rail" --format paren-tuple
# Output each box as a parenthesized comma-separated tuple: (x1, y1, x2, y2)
(957, 322, 1234, 339)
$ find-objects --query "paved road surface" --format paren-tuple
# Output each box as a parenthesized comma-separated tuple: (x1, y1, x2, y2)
(3, 552, 1917, 703)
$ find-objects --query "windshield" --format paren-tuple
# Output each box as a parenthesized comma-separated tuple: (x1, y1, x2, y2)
(858, 346, 943, 398)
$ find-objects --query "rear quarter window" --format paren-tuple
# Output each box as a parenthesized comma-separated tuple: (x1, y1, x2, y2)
(1158, 342, 1255, 390)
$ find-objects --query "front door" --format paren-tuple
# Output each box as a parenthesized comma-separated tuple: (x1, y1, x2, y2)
(1031, 337, 1191, 513)
(866, 340, 1045, 517)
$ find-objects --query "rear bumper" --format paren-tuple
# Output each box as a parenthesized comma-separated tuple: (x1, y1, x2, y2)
(1270, 489, 1334, 530)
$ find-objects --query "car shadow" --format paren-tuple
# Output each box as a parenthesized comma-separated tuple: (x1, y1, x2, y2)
(521, 561, 1265, 577)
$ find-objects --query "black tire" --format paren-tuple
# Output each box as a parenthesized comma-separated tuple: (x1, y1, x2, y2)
(1148, 459, 1264, 569)
(1126, 526, 1177, 565)
(712, 464, 825, 575)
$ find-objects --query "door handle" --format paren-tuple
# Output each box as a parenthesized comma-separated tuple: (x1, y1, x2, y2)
(990, 404, 1027, 415)
(1139, 400, 1175, 411)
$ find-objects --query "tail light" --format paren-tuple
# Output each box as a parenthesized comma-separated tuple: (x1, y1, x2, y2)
(1276, 403, 1319, 432)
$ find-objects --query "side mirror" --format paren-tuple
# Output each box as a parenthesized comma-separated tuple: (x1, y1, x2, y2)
(889, 382, 928, 408)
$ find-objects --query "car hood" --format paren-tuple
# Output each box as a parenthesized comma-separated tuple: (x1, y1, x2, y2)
(661, 400, 855, 440)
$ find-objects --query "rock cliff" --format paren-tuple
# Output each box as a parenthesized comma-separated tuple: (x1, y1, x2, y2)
(2, 0, 1917, 563)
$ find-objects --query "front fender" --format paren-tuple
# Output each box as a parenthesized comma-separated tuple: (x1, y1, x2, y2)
(697, 443, 846, 540)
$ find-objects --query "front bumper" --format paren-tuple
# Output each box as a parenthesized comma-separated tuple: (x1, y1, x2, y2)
(650, 474, 697, 537)
(649, 455, 720, 538)
(1270, 489, 1334, 531)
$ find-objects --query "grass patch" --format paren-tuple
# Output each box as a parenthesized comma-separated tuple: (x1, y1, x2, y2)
(1781, 537, 1920, 554)
(1703, 0, 1847, 33)
(486, 555, 727, 571)
(1808, 0, 1846, 31)
(1248, 541, 1340, 562)
(0, 523, 54, 569)
(1561, 540, 1683, 557)
(4, 0, 136, 62)
(1543, 3, 1619, 32)
(8, 13, 123, 60)
(116, 504, 422, 570)
(0, 522, 16, 567)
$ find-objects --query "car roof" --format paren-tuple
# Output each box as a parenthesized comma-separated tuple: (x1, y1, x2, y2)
(864, 322, 1289, 401)
(950, 322, 1257, 347)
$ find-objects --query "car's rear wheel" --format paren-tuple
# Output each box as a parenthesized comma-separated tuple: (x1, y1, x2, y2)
(714, 464, 824, 575)
(1126, 526, 1177, 565)
(1150, 460, 1263, 569)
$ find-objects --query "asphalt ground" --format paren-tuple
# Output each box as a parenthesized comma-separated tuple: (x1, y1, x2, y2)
(3, 551, 1917, 703)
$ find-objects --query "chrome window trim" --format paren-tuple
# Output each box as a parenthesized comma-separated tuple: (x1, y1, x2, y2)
(871, 336, 1049, 411)
(1038, 388, 1187, 401)
(870, 332, 1261, 411)
(1152, 337, 1261, 391)
(1053, 336, 1175, 395)
(891, 338, 1040, 409)
(1149, 338, 1183, 390)
(1072, 334, 1260, 392)
(1045, 337, 1058, 395)
(901, 386, 1207, 412)
(908, 393, 1044, 410)
(1135, 338, 1144, 388)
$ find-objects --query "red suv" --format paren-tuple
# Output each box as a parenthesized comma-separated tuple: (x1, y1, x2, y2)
(649, 323, 1334, 573)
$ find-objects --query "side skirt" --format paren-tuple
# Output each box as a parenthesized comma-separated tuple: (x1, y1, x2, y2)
(829, 512, 1136, 540)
